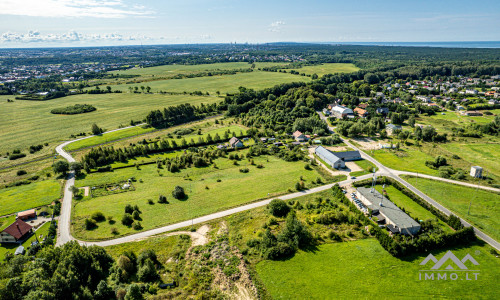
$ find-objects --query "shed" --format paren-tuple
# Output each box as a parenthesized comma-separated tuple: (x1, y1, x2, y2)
(17, 209, 36, 220)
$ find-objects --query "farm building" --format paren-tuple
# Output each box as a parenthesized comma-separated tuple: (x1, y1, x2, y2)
(0, 219, 33, 243)
(470, 166, 483, 178)
(314, 146, 361, 169)
(331, 105, 354, 119)
(376, 107, 389, 115)
(292, 130, 307, 142)
(354, 107, 368, 118)
(356, 187, 421, 235)
(462, 111, 483, 116)
(17, 209, 37, 220)
(229, 137, 244, 148)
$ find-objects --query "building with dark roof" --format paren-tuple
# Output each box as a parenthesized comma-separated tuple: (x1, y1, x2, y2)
(0, 219, 33, 243)
(229, 137, 243, 148)
(314, 146, 361, 169)
(356, 187, 421, 235)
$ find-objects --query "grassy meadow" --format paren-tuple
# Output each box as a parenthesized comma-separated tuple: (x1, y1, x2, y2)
(371, 147, 439, 175)
(402, 176, 500, 242)
(440, 142, 500, 179)
(350, 159, 377, 177)
(72, 152, 328, 240)
(0, 93, 216, 153)
(256, 239, 500, 299)
(0, 180, 61, 216)
(288, 63, 360, 76)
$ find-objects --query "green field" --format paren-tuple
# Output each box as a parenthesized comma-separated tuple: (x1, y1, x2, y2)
(0, 180, 61, 216)
(350, 159, 377, 177)
(257, 239, 500, 299)
(403, 176, 500, 242)
(102, 71, 310, 95)
(0, 93, 216, 153)
(418, 111, 498, 134)
(440, 142, 500, 179)
(72, 152, 327, 240)
(371, 147, 439, 175)
(288, 63, 360, 76)
(110, 62, 256, 77)
(374, 185, 452, 232)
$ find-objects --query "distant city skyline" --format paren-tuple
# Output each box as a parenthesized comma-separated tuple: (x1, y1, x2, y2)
(1, 0, 499, 48)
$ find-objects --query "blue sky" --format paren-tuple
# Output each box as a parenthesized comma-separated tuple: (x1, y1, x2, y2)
(0, 0, 499, 47)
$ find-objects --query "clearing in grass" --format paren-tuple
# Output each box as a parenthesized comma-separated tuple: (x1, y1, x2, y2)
(402, 176, 500, 242)
(256, 239, 500, 299)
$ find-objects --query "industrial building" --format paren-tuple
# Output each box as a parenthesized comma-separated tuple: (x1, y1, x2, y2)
(314, 146, 361, 169)
(356, 187, 421, 235)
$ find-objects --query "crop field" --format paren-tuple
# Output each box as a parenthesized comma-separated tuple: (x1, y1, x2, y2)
(371, 147, 439, 175)
(72, 152, 327, 240)
(288, 63, 360, 76)
(0, 93, 216, 153)
(110, 62, 255, 77)
(256, 239, 500, 299)
(0, 180, 61, 216)
(439, 142, 500, 179)
(102, 71, 310, 95)
(402, 176, 500, 242)
(374, 185, 452, 232)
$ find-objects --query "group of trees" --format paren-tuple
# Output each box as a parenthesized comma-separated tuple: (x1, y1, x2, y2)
(51, 104, 96, 115)
(145, 103, 220, 128)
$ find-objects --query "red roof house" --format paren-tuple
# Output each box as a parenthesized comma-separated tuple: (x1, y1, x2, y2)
(0, 219, 33, 243)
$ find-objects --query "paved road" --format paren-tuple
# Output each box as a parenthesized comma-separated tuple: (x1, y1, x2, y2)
(55, 115, 500, 251)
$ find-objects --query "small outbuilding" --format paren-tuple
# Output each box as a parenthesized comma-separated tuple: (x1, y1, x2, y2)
(17, 209, 36, 220)
(229, 137, 244, 148)
(470, 166, 483, 178)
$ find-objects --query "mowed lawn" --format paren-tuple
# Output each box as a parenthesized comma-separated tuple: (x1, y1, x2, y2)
(374, 185, 452, 232)
(403, 176, 500, 242)
(256, 239, 500, 299)
(0, 180, 61, 216)
(440, 142, 500, 178)
(104, 71, 310, 95)
(288, 63, 360, 76)
(371, 147, 439, 175)
(0, 93, 216, 152)
(72, 153, 323, 240)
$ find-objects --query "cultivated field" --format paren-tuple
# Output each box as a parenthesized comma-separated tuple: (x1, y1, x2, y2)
(288, 63, 360, 76)
(403, 176, 500, 242)
(256, 239, 500, 299)
(0, 180, 61, 216)
(72, 152, 327, 240)
(0, 93, 216, 153)
(101, 71, 310, 95)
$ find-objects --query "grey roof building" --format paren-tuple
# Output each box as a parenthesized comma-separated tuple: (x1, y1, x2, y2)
(314, 146, 361, 169)
(356, 187, 421, 235)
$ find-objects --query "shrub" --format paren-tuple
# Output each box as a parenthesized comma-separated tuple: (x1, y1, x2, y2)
(147, 199, 154, 205)
(91, 211, 106, 222)
(17, 170, 27, 176)
(132, 210, 141, 220)
(122, 213, 134, 226)
(304, 164, 312, 170)
(239, 168, 249, 173)
(125, 204, 134, 214)
(172, 186, 186, 200)
(51, 104, 96, 115)
(9, 153, 26, 160)
(158, 195, 168, 203)
(84, 218, 97, 230)
(268, 199, 290, 217)
(111, 227, 119, 235)
(132, 222, 142, 230)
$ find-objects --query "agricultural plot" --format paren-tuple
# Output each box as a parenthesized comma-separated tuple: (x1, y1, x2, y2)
(256, 239, 500, 299)
(402, 176, 500, 242)
(72, 152, 327, 240)
(0, 180, 61, 216)
(287, 63, 360, 76)
(0, 93, 216, 153)
(102, 71, 310, 95)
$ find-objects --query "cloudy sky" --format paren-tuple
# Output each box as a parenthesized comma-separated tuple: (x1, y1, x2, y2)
(1, 0, 499, 47)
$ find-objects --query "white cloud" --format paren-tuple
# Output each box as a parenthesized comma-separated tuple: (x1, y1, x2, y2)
(0, 0, 152, 18)
(0, 30, 161, 44)
(268, 21, 285, 32)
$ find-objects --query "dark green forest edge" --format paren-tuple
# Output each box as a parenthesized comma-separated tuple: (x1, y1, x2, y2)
(1, 44, 500, 299)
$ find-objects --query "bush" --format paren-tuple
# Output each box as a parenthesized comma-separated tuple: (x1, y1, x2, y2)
(51, 104, 96, 115)
(132, 210, 141, 220)
(132, 222, 142, 230)
(268, 199, 290, 217)
(147, 199, 154, 205)
(111, 227, 119, 235)
(91, 211, 106, 222)
(9, 153, 26, 160)
(125, 204, 134, 214)
(17, 170, 27, 176)
(158, 195, 168, 203)
(304, 164, 312, 170)
(239, 168, 249, 173)
(172, 186, 186, 200)
(122, 214, 134, 226)
(84, 218, 97, 230)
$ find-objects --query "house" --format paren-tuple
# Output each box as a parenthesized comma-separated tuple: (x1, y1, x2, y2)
(463, 111, 483, 116)
(229, 137, 244, 148)
(385, 124, 402, 136)
(376, 107, 389, 115)
(354, 107, 368, 118)
(465, 89, 478, 95)
(358, 103, 369, 109)
(488, 99, 498, 105)
(416, 95, 430, 102)
(216, 144, 226, 150)
(292, 130, 307, 142)
(356, 187, 421, 235)
(17, 209, 36, 220)
(0, 219, 33, 243)
(322, 108, 331, 115)
(331, 105, 354, 119)
(327, 103, 337, 110)
(314, 146, 361, 169)
(470, 166, 483, 178)
(260, 137, 268, 143)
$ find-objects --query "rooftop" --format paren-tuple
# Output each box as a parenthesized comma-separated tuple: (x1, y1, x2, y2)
(2, 219, 33, 240)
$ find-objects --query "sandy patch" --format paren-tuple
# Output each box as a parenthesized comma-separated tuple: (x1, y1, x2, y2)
(79, 186, 90, 197)
(345, 161, 362, 172)
(351, 137, 382, 150)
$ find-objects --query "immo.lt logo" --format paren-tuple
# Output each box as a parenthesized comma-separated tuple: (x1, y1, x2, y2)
(419, 250, 480, 281)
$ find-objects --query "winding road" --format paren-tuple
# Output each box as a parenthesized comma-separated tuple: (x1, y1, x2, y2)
(54, 118, 500, 251)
